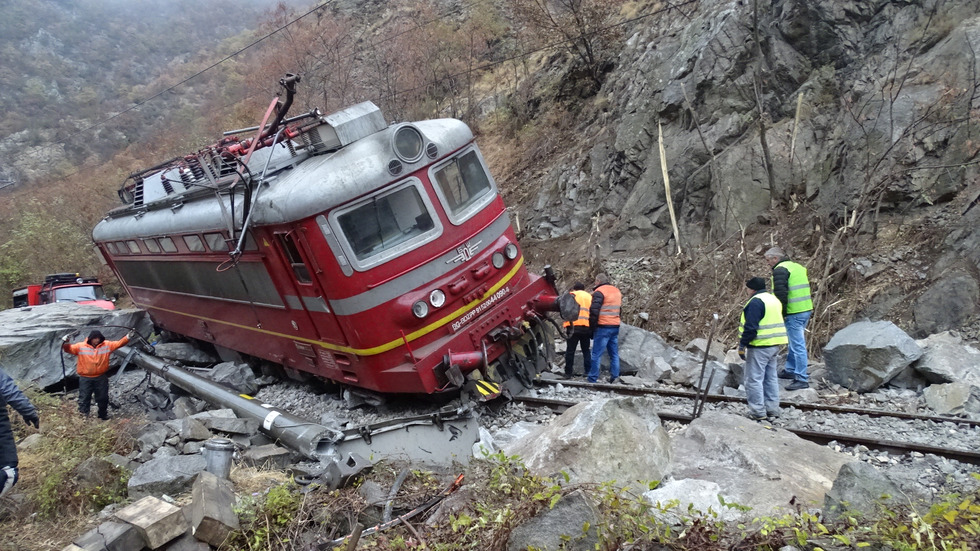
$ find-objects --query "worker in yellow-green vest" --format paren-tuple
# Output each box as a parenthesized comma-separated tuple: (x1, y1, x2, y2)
(765, 246, 813, 391)
(738, 277, 788, 421)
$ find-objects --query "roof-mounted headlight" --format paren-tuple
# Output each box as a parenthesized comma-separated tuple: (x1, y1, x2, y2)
(393, 125, 424, 163)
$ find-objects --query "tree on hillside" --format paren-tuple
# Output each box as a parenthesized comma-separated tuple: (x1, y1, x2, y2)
(507, 0, 623, 89)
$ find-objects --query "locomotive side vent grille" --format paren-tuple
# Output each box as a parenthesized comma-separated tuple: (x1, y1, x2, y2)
(426, 142, 439, 159)
(133, 181, 145, 207)
(388, 159, 403, 176)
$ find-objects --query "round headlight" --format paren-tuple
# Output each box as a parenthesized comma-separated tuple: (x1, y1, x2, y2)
(393, 125, 424, 162)
(429, 289, 446, 308)
(491, 252, 505, 269)
(504, 243, 519, 260)
(412, 300, 429, 319)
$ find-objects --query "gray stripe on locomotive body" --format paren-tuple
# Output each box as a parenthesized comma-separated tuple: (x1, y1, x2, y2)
(93, 118, 474, 239)
(327, 213, 513, 317)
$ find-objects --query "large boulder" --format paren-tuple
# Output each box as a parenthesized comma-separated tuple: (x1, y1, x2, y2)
(128, 454, 207, 499)
(912, 332, 980, 385)
(912, 271, 980, 338)
(206, 361, 258, 395)
(922, 382, 980, 416)
(670, 412, 854, 517)
(506, 490, 599, 551)
(824, 462, 904, 522)
(504, 397, 671, 489)
(152, 342, 219, 365)
(0, 303, 151, 388)
(823, 321, 923, 392)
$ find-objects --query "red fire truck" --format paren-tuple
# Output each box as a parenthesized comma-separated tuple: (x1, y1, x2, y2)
(11, 273, 115, 310)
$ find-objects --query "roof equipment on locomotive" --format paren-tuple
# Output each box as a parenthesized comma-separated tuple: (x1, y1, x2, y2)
(93, 74, 560, 397)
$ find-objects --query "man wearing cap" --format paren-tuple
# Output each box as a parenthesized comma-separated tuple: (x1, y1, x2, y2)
(62, 330, 131, 420)
(588, 273, 622, 384)
(738, 277, 788, 421)
(764, 246, 813, 391)
(562, 282, 593, 379)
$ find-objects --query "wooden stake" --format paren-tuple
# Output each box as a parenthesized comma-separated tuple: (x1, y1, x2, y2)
(658, 122, 682, 255)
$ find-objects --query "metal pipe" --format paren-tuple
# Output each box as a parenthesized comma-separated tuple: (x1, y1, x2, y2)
(116, 346, 342, 459)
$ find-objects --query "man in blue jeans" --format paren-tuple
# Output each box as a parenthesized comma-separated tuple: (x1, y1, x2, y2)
(765, 247, 813, 391)
(588, 273, 622, 383)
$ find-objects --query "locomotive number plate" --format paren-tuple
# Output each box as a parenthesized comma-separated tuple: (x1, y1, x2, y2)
(451, 286, 510, 333)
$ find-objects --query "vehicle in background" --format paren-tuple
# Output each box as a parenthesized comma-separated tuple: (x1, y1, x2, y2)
(11, 273, 115, 310)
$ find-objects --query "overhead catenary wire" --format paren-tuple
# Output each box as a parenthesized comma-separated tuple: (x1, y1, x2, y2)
(28, 0, 699, 188)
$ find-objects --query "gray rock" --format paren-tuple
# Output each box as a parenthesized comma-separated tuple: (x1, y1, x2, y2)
(242, 444, 295, 470)
(643, 478, 741, 524)
(152, 342, 219, 365)
(74, 456, 119, 491)
(506, 490, 599, 551)
(206, 361, 258, 395)
(105, 453, 140, 473)
(670, 412, 855, 518)
(202, 417, 258, 436)
(669, 351, 729, 393)
(504, 397, 671, 490)
(913, 332, 980, 385)
(616, 323, 673, 378)
(913, 271, 980, 338)
(824, 462, 904, 522)
(172, 396, 205, 419)
(922, 382, 980, 415)
(128, 455, 208, 499)
(178, 418, 212, 442)
(153, 446, 180, 460)
(823, 321, 923, 392)
(685, 338, 727, 362)
(137, 423, 171, 454)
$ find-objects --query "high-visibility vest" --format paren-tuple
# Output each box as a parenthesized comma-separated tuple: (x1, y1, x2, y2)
(596, 285, 622, 326)
(65, 336, 130, 377)
(774, 260, 813, 314)
(739, 292, 788, 347)
(563, 290, 592, 328)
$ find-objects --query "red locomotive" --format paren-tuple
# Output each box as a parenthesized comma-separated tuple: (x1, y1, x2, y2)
(93, 75, 559, 397)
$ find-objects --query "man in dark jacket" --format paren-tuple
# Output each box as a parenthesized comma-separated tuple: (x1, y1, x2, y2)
(588, 273, 622, 383)
(562, 282, 593, 379)
(765, 246, 813, 391)
(738, 277, 788, 421)
(1, 367, 39, 497)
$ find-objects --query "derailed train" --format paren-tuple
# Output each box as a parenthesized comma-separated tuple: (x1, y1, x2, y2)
(93, 75, 560, 397)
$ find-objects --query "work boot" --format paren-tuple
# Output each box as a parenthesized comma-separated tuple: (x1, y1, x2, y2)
(777, 370, 794, 380)
(786, 380, 809, 391)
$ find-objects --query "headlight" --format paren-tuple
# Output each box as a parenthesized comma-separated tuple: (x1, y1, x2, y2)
(504, 243, 519, 260)
(412, 300, 429, 318)
(429, 289, 446, 308)
(491, 252, 505, 269)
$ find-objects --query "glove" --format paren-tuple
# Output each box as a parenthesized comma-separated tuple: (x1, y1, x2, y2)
(22, 412, 39, 429)
(127, 330, 136, 339)
(61, 334, 70, 342)
(737, 346, 746, 361)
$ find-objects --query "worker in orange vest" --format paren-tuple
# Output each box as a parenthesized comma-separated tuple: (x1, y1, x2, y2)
(588, 273, 622, 384)
(562, 282, 593, 379)
(62, 330, 130, 420)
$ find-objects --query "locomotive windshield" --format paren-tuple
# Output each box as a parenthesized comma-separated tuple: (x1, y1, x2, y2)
(336, 181, 437, 263)
(432, 149, 495, 224)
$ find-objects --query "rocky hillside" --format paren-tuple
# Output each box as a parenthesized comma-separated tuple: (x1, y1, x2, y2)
(494, 0, 980, 348)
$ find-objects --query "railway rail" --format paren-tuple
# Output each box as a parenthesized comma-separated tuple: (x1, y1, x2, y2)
(519, 379, 980, 466)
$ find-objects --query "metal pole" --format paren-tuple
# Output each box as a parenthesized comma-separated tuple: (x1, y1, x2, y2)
(691, 313, 719, 418)
(116, 346, 342, 459)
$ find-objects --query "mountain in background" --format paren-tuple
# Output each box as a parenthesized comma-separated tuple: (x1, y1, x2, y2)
(0, 0, 299, 186)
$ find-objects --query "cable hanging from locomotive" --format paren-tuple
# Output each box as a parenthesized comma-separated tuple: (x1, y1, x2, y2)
(93, 75, 561, 399)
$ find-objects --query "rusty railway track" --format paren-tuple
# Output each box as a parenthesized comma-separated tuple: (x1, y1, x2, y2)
(518, 385, 980, 466)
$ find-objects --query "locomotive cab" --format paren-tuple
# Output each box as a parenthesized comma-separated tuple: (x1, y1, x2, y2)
(93, 76, 559, 397)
